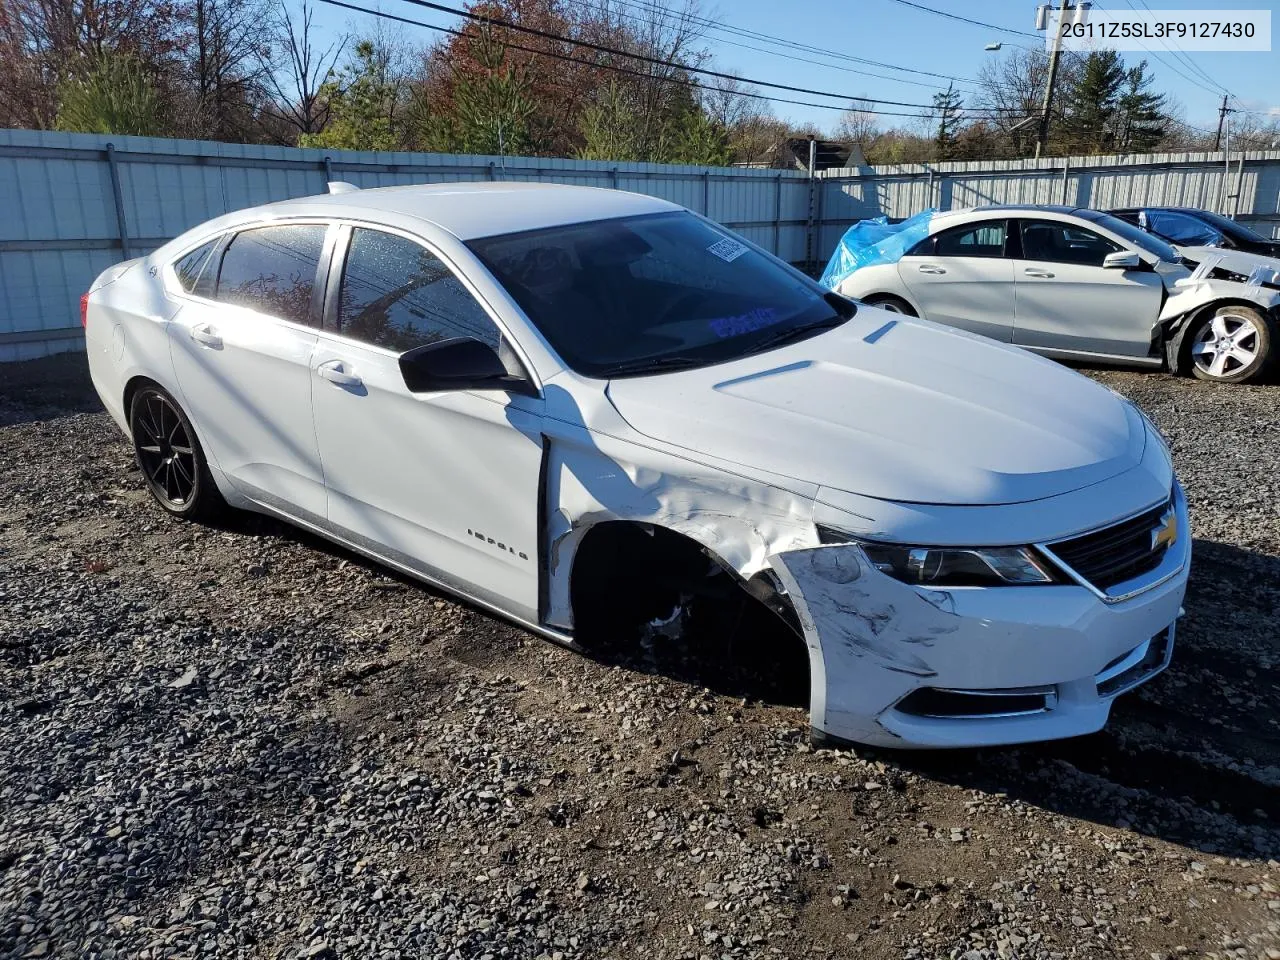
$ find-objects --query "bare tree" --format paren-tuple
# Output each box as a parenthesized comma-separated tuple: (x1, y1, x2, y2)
(184, 0, 273, 140)
(835, 98, 879, 146)
(262, 0, 345, 141)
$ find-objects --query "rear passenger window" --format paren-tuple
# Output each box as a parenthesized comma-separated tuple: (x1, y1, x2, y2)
(216, 224, 326, 325)
(174, 238, 220, 297)
(933, 221, 1007, 258)
(336, 228, 501, 353)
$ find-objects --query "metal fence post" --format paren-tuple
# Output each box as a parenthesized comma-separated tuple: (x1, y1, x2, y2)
(1060, 160, 1070, 205)
(610, 166, 619, 190)
(104, 143, 131, 260)
(773, 173, 783, 257)
(702, 169, 710, 215)
(323, 156, 334, 182)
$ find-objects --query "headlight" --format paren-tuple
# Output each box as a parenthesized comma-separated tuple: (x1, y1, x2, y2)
(816, 526, 1058, 587)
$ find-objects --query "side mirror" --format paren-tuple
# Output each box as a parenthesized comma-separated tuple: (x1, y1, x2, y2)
(1103, 250, 1142, 270)
(399, 337, 536, 396)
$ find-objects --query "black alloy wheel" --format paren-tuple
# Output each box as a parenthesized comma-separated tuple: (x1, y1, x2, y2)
(129, 385, 225, 520)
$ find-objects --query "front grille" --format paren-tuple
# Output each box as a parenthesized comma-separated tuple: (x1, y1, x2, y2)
(1047, 499, 1172, 590)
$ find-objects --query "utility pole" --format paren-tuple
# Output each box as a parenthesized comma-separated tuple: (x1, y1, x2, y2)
(1221, 108, 1232, 215)
(1213, 94, 1228, 150)
(1033, 2, 1091, 159)
(1035, 0, 1069, 159)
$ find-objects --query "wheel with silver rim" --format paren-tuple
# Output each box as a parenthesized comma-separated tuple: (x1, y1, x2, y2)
(129, 385, 226, 521)
(1187, 305, 1273, 384)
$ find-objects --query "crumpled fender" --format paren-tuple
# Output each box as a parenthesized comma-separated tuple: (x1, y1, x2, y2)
(768, 543, 961, 745)
(1158, 278, 1280, 325)
(1157, 278, 1280, 371)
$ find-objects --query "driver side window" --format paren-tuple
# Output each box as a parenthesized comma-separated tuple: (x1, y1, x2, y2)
(1020, 220, 1120, 266)
(336, 228, 501, 353)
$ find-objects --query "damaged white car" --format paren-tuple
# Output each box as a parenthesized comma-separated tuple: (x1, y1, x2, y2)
(85, 182, 1189, 749)
(832, 205, 1280, 384)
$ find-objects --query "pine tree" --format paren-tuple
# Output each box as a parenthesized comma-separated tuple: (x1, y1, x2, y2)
(300, 40, 400, 151)
(1115, 61, 1167, 152)
(1059, 51, 1125, 153)
(932, 83, 963, 161)
(55, 54, 167, 136)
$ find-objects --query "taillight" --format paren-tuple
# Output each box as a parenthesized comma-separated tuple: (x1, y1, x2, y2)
(80, 292, 90, 328)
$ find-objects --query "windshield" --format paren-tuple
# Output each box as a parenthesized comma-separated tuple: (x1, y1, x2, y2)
(468, 212, 846, 378)
(1185, 209, 1273, 246)
(1077, 209, 1179, 262)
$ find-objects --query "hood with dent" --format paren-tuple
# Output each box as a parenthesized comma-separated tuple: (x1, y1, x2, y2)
(605, 314, 1146, 506)
(1181, 245, 1280, 281)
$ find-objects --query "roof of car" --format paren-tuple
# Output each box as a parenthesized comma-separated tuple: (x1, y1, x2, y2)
(932, 204, 1081, 221)
(1107, 206, 1206, 215)
(253, 181, 681, 240)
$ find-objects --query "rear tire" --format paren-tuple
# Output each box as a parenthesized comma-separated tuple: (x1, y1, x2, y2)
(863, 294, 918, 317)
(129, 384, 227, 522)
(1187, 305, 1273, 384)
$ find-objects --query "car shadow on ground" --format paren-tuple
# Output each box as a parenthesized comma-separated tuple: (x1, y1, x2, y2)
(0, 353, 104, 427)
(885, 537, 1280, 860)
(208, 507, 1280, 859)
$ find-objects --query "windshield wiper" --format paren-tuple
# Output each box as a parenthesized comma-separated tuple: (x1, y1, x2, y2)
(603, 354, 711, 378)
(745, 314, 849, 355)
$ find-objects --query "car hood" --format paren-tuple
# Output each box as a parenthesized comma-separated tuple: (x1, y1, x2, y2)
(605, 314, 1145, 506)
(1180, 244, 1280, 279)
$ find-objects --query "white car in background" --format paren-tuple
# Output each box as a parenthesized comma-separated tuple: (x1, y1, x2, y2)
(85, 182, 1188, 749)
(835, 204, 1280, 384)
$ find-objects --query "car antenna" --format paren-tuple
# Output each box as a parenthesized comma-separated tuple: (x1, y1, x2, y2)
(327, 181, 360, 194)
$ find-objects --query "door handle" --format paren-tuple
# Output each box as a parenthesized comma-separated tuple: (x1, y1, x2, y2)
(1023, 269, 1055, 278)
(917, 264, 947, 275)
(316, 359, 363, 388)
(189, 323, 222, 348)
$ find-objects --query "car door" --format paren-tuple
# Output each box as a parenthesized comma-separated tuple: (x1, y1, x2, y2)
(311, 224, 545, 624)
(168, 222, 329, 518)
(896, 219, 1015, 341)
(1012, 218, 1165, 359)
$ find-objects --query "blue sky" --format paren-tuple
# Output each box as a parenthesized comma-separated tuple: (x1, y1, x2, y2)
(310, 0, 1279, 134)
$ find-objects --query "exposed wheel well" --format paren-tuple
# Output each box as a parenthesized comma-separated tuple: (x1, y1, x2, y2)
(122, 375, 163, 425)
(862, 293, 918, 317)
(568, 520, 808, 703)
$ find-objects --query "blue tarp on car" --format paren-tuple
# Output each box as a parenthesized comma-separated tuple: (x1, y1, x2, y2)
(819, 209, 934, 291)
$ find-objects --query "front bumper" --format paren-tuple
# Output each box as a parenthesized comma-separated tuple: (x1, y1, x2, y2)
(768, 491, 1190, 750)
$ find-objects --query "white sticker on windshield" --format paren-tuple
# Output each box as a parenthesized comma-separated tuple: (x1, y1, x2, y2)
(707, 237, 747, 262)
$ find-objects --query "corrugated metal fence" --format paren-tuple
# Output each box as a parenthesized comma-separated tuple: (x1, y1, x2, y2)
(2, 128, 1279, 362)
(817, 150, 1280, 258)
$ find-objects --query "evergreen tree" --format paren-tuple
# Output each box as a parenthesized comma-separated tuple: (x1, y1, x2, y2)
(55, 54, 167, 136)
(663, 107, 731, 165)
(1059, 50, 1125, 153)
(932, 83, 963, 160)
(300, 40, 400, 151)
(1115, 61, 1167, 152)
(577, 81, 642, 162)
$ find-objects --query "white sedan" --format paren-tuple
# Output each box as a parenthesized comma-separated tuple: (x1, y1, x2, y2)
(834, 204, 1280, 384)
(85, 182, 1188, 749)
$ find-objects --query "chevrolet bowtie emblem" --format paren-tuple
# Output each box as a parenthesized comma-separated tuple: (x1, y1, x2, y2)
(1151, 507, 1178, 552)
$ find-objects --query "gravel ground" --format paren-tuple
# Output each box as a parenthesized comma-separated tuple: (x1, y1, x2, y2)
(1, 353, 1278, 960)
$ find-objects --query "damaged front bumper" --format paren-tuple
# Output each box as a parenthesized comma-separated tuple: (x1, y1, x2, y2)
(768, 496, 1190, 750)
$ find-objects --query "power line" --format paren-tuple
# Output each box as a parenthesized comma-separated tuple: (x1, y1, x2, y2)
(595, 0, 987, 90)
(556, 0, 984, 93)
(1110, 0, 1231, 95)
(881, 0, 1041, 39)
(318, 0, 1013, 119)
(388, 0, 1023, 112)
